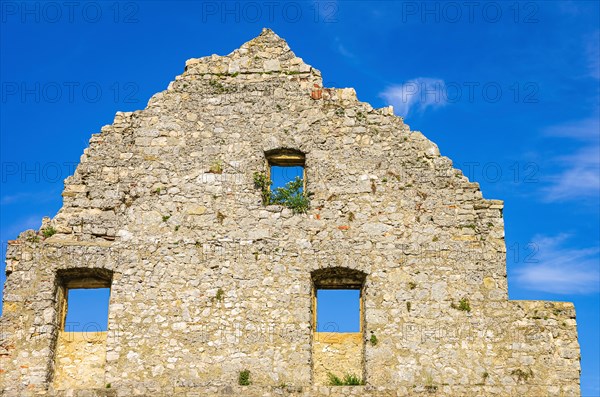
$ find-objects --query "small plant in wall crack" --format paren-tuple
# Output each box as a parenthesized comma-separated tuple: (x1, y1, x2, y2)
(276, 381, 294, 393)
(424, 373, 438, 393)
(253, 172, 272, 205)
(42, 226, 57, 238)
(27, 235, 40, 243)
(208, 159, 223, 174)
(209, 79, 231, 94)
(451, 297, 471, 312)
(511, 368, 533, 383)
(238, 369, 251, 385)
(369, 331, 378, 346)
(327, 372, 365, 386)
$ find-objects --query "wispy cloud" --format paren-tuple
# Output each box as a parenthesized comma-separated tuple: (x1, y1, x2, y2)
(513, 234, 600, 294)
(1, 189, 61, 206)
(0, 215, 43, 242)
(380, 78, 447, 117)
(533, 29, 599, 202)
(1, 194, 26, 205)
(542, 116, 600, 202)
(545, 116, 599, 140)
(543, 147, 599, 201)
(585, 31, 600, 80)
(333, 36, 354, 59)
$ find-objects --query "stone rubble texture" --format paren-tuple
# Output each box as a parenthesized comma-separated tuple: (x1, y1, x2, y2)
(0, 29, 580, 396)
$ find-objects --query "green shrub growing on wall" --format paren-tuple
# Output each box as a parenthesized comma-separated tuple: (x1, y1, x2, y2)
(327, 372, 365, 386)
(238, 369, 251, 385)
(451, 298, 471, 312)
(254, 173, 310, 213)
(369, 333, 378, 346)
(253, 172, 272, 205)
(42, 226, 57, 238)
(270, 177, 310, 213)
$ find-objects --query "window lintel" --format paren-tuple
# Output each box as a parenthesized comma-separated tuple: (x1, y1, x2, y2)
(265, 148, 305, 167)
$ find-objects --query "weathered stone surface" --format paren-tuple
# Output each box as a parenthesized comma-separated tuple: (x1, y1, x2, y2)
(313, 333, 363, 386)
(54, 332, 107, 391)
(0, 29, 580, 396)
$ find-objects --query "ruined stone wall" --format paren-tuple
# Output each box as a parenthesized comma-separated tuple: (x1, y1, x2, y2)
(54, 332, 107, 390)
(313, 333, 363, 385)
(0, 29, 580, 397)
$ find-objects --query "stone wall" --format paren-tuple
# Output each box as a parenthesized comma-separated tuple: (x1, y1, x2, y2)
(54, 332, 107, 390)
(313, 333, 363, 385)
(0, 29, 580, 396)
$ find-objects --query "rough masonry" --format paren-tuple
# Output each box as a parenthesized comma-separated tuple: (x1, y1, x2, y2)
(0, 29, 581, 397)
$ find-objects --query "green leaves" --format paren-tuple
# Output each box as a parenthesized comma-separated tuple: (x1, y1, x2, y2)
(238, 369, 251, 385)
(328, 372, 365, 386)
(270, 176, 310, 213)
(253, 172, 272, 205)
(254, 173, 310, 213)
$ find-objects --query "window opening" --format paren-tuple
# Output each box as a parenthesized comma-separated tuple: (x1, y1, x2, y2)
(316, 289, 361, 333)
(63, 288, 110, 332)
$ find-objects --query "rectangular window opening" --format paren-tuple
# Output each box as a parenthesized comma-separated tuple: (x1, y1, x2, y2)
(316, 289, 361, 333)
(53, 269, 112, 389)
(270, 165, 304, 191)
(63, 287, 111, 332)
(265, 151, 308, 210)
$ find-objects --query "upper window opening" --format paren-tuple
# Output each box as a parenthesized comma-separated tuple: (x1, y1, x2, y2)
(257, 149, 309, 213)
(270, 165, 304, 190)
(265, 148, 306, 189)
(265, 148, 305, 167)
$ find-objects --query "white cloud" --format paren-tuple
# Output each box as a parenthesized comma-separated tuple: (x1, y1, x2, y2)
(380, 78, 447, 117)
(513, 234, 600, 294)
(0, 215, 43, 242)
(333, 36, 354, 59)
(542, 116, 600, 202)
(544, 116, 599, 140)
(1, 192, 42, 205)
(543, 147, 600, 201)
(1, 188, 61, 206)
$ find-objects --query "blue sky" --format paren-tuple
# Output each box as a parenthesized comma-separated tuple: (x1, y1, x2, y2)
(64, 288, 110, 332)
(316, 289, 361, 332)
(1, 1, 598, 394)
